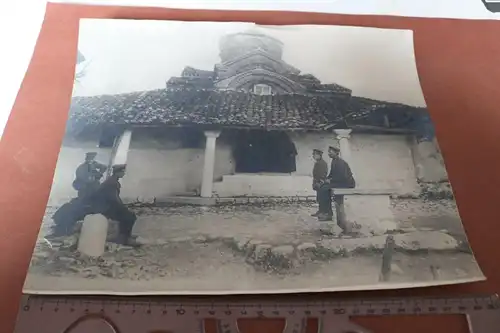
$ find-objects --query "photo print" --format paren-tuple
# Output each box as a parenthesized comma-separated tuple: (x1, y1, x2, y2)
(24, 19, 484, 294)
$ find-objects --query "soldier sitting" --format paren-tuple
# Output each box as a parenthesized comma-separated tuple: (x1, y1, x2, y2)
(72, 152, 107, 202)
(91, 164, 141, 247)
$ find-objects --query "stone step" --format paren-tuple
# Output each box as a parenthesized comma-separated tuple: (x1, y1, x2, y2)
(213, 174, 315, 197)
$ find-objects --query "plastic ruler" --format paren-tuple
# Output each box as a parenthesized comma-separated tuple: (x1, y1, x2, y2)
(14, 294, 500, 333)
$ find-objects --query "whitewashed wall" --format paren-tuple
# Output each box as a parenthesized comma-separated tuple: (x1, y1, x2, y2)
(120, 130, 234, 200)
(46, 130, 449, 205)
(289, 132, 419, 193)
(46, 139, 112, 206)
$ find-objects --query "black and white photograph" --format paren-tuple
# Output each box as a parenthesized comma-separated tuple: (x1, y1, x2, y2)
(24, 19, 484, 294)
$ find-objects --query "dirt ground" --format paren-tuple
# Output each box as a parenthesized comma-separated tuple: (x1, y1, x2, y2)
(25, 199, 484, 294)
(39, 199, 469, 245)
(26, 242, 482, 294)
(392, 199, 470, 244)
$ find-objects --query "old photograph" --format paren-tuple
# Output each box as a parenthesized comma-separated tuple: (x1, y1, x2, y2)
(24, 19, 484, 294)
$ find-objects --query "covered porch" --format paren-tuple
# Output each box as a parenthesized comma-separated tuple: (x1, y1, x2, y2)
(111, 127, 355, 199)
(110, 126, 400, 234)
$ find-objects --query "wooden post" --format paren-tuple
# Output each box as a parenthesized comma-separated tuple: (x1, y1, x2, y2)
(106, 135, 119, 179)
(200, 130, 221, 198)
(106, 129, 133, 179)
(333, 129, 353, 166)
(379, 234, 395, 282)
(112, 130, 133, 165)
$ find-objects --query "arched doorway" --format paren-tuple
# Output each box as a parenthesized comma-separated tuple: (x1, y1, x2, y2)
(233, 130, 297, 173)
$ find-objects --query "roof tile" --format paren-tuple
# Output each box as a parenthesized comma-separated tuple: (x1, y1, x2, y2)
(69, 89, 423, 133)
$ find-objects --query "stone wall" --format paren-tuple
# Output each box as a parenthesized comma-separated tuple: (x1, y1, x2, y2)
(411, 137, 448, 183)
(410, 137, 453, 199)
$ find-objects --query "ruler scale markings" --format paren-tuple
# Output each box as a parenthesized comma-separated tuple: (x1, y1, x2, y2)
(15, 295, 500, 333)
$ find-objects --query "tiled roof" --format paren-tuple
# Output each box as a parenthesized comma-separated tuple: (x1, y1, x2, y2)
(288, 74, 351, 94)
(181, 66, 215, 78)
(315, 83, 351, 94)
(167, 77, 215, 89)
(345, 96, 425, 127)
(68, 89, 422, 134)
(69, 89, 348, 131)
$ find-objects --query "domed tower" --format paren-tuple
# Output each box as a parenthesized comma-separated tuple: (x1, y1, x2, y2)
(215, 30, 305, 94)
(219, 30, 284, 63)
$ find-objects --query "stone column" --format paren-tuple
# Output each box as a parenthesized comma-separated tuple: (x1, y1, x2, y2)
(200, 130, 221, 198)
(334, 129, 352, 165)
(112, 129, 133, 166)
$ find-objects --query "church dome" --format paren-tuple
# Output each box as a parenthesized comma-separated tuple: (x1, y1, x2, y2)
(219, 31, 284, 63)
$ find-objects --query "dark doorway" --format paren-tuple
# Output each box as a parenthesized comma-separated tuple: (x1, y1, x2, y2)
(233, 130, 297, 173)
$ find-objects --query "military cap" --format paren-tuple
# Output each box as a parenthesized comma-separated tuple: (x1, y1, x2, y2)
(328, 146, 340, 153)
(312, 149, 323, 154)
(85, 151, 98, 158)
(112, 164, 127, 173)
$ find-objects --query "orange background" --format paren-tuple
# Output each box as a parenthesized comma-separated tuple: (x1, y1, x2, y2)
(1, 3, 500, 333)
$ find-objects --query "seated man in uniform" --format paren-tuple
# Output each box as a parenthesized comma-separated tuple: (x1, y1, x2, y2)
(49, 152, 106, 238)
(72, 152, 107, 201)
(319, 146, 356, 233)
(91, 164, 140, 246)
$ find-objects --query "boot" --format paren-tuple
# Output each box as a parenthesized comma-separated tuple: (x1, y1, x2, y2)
(115, 234, 141, 247)
(339, 223, 353, 236)
(311, 211, 321, 217)
(125, 237, 142, 247)
(317, 213, 333, 222)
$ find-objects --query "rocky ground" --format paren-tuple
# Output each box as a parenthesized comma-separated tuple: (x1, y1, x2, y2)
(25, 199, 484, 294)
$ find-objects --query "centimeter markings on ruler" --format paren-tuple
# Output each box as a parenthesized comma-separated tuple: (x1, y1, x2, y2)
(15, 294, 500, 333)
(20, 294, 500, 315)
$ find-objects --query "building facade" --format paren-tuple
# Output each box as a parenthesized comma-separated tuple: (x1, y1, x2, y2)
(48, 31, 447, 224)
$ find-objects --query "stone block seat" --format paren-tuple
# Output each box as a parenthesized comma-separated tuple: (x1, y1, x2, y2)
(77, 214, 109, 257)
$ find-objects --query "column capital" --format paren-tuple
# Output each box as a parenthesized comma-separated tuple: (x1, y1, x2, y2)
(204, 130, 221, 139)
(334, 129, 352, 139)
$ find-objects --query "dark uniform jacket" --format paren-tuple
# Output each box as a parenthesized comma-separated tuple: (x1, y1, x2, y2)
(327, 157, 356, 189)
(312, 159, 328, 190)
(90, 176, 137, 234)
(73, 161, 107, 191)
(92, 176, 123, 211)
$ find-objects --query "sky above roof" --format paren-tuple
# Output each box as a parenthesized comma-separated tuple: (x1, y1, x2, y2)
(74, 19, 427, 107)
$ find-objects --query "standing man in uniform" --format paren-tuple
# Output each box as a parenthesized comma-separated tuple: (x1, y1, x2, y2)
(311, 149, 329, 217)
(72, 152, 107, 201)
(92, 164, 140, 246)
(319, 146, 356, 233)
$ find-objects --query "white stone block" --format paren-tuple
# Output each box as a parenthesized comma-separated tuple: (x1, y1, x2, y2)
(77, 214, 109, 257)
(344, 195, 397, 236)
